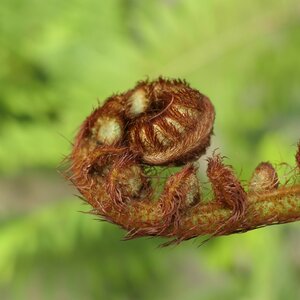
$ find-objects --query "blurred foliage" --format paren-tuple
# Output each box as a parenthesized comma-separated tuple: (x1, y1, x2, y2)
(0, 0, 299, 299)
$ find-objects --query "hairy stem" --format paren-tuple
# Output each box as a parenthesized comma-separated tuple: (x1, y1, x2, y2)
(176, 184, 300, 239)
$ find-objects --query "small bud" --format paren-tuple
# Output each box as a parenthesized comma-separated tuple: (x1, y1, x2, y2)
(207, 154, 247, 221)
(249, 162, 279, 193)
(106, 161, 151, 207)
(127, 88, 150, 117)
(113, 164, 148, 198)
(95, 117, 123, 145)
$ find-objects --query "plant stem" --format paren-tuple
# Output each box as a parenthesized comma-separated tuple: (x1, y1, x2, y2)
(176, 184, 300, 239)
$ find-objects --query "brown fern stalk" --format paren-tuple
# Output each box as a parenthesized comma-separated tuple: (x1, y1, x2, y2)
(172, 184, 300, 243)
(67, 77, 300, 245)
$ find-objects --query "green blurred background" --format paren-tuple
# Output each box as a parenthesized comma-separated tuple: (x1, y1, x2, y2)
(0, 0, 299, 299)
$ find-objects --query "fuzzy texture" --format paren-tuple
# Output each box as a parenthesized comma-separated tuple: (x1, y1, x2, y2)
(249, 162, 279, 193)
(67, 77, 300, 245)
(206, 154, 247, 235)
(127, 78, 215, 165)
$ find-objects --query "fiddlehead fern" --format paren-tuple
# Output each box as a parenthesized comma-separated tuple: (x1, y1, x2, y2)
(67, 78, 300, 245)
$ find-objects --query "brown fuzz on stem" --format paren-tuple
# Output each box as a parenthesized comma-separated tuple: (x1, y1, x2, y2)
(67, 77, 300, 246)
(206, 154, 247, 232)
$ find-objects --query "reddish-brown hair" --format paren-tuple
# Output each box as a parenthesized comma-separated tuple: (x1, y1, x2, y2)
(67, 77, 300, 245)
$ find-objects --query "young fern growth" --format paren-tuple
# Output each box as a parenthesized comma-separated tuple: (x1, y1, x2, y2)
(67, 78, 300, 245)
